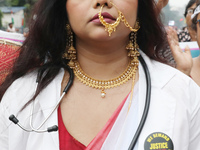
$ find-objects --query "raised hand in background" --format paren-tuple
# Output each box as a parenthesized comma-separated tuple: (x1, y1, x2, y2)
(156, 0, 169, 13)
(167, 26, 193, 76)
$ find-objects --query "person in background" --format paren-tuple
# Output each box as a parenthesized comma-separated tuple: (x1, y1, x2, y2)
(177, 0, 197, 42)
(156, 0, 169, 14)
(167, 27, 193, 77)
(6, 23, 16, 33)
(190, 0, 200, 86)
(156, 0, 177, 67)
(157, 0, 199, 84)
(167, 0, 200, 86)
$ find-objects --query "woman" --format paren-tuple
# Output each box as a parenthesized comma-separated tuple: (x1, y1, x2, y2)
(177, 0, 197, 42)
(0, 0, 200, 150)
(167, 26, 200, 85)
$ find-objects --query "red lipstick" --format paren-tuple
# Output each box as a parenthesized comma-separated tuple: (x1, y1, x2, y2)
(90, 12, 116, 23)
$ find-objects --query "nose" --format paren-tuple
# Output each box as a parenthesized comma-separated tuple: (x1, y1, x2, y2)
(94, 0, 112, 8)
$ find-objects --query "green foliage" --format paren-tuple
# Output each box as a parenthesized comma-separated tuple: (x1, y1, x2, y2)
(11, 0, 19, 6)
(0, 0, 8, 6)
(18, 0, 26, 6)
(0, 10, 3, 28)
(24, 3, 30, 9)
(0, 0, 37, 7)
(0, 0, 38, 27)
(0, 0, 18, 6)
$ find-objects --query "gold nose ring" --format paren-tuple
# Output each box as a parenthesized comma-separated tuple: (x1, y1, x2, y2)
(98, 3, 122, 36)
(98, 2, 140, 36)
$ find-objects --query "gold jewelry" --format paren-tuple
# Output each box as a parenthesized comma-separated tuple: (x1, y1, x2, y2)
(99, 2, 140, 36)
(128, 68, 138, 112)
(99, 4, 122, 36)
(73, 60, 138, 98)
(125, 31, 140, 111)
(63, 24, 76, 68)
(110, 2, 140, 32)
(121, 16, 140, 32)
(126, 31, 140, 60)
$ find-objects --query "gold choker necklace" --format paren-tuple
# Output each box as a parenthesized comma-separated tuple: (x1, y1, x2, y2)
(73, 60, 139, 98)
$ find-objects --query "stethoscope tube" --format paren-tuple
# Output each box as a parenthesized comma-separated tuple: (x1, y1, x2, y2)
(128, 55, 151, 150)
(9, 64, 74, 133)
(63, 65, 74, 93)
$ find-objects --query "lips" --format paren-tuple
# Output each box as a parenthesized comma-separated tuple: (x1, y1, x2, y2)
(90, 12, 116, 23)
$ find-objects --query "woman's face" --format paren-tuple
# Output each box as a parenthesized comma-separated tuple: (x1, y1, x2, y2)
(66, 0, 138, 42)
(186, 3, 196, 27)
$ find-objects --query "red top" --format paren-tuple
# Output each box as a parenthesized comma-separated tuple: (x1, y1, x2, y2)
(58, 94, 128, 150)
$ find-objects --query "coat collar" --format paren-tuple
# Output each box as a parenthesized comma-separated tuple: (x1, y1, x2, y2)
(37, 69, 64, 149)
(139, 50, 177, 89)
(137, 51, 178, 149)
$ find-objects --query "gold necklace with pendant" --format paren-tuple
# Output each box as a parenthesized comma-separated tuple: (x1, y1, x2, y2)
(73, 60, 139, 98)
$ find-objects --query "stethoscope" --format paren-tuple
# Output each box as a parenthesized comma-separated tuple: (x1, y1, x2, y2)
(9, 55, 151, 150)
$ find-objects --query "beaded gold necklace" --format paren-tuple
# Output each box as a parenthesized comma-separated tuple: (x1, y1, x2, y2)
(73, 60, 138, 98)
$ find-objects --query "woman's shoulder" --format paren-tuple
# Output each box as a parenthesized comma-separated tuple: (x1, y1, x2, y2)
(11, 71, 38, 87)
(1, 71, 38, 107)
(1, 69, 65, 108)
(147, 57, 200, 114)
(153, 58, 196, 87)
(0, 68, 65, 121)
(141, 52, 198, 90)
(151, 58, 200, 104)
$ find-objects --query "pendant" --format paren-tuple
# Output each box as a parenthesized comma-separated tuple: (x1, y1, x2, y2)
(101, 89, 106, 98)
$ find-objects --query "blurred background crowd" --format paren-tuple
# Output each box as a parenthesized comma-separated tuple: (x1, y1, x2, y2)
(0, 0, 37, 35)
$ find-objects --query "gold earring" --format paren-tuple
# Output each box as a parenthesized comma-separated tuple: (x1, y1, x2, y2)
(126, 21, 140, 65)
(63, 24, 76, 69)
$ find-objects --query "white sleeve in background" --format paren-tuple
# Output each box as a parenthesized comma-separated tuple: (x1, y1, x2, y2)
(0, 102, 9, 150)
(188, 82, 200, 149)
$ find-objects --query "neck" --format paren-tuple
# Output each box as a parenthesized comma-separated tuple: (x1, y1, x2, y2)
(75, 37, 130, 80)
(188, 27, 197, 41)
(193, 55, 200, 69)
(195, 55, 200, 63)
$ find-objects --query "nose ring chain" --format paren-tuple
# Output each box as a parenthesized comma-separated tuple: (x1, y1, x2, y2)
(99, 2, 140, 36)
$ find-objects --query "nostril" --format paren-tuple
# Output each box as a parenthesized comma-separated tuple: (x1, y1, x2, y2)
(96, 2, 108, 7)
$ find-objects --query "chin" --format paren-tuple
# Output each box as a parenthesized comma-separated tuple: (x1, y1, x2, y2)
(88, 31, 115, 41)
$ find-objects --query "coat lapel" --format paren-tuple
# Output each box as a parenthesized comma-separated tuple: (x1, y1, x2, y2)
(137, 52, 177, 149)
(37, 69, 65, 149)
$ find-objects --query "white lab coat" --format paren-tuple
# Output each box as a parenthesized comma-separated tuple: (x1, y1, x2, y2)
(0, 52, 200, 150)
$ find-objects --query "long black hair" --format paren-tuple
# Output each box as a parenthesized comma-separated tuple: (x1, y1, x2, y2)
(0, 0, 167, 101)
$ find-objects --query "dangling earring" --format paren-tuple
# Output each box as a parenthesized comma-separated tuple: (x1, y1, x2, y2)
(126, 20, 140, 66)
(63, 24, 76, 69)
